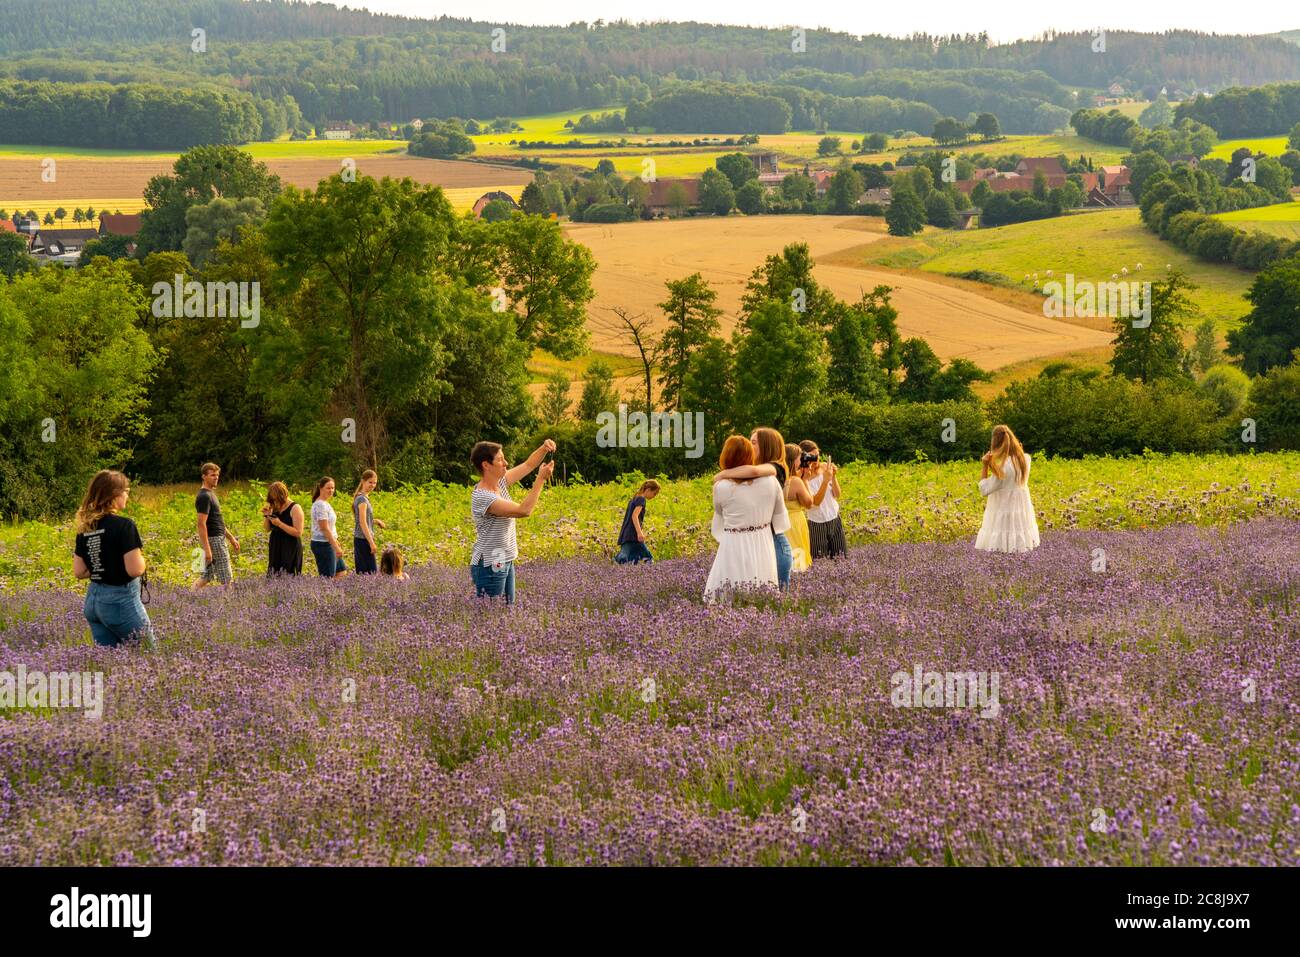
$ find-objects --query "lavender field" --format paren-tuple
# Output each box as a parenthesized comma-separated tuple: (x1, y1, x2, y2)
(2, 520, 1297, 866)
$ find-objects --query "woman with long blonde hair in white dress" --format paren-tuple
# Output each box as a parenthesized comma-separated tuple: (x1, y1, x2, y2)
(975, 424, 1040, 554)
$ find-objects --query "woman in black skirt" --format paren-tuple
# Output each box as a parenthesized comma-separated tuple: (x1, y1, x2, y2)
(799, 440, 847, 559)
(262, 481, 304, 575)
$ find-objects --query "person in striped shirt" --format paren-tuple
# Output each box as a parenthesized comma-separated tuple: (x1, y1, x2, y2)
(469, 438, 556, 604)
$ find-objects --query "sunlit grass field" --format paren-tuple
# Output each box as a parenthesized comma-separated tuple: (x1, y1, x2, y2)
(1214, 200, 1300, 239)
(1206, 136, 1292, 160)
(3, 452, 1296, 588)
(844, 208, 1253, 330)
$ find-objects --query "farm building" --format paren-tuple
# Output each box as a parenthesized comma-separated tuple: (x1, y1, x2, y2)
(749, 152, 780, 175)
(953, 172, 1099, 196)
(99, 213, 142, 237)
(30, 227, 98, 263)
(858, 187, 892, 207)
(1098, 165, 1134, 204)
(323, 122, 356, 140)
(471, 191, 520, 218)
(1015, 157, 1066, 177)
(645, 178, 700, 216)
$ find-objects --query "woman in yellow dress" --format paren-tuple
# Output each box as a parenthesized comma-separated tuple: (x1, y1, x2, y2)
(783, 443, 833, 573)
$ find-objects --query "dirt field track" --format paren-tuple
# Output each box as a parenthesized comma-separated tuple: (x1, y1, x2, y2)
(566, 216, 1113, 371)
(0, 154, 527, 205)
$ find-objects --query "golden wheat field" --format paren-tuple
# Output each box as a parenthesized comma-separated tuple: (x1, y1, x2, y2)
(566, 216, 1113, 370)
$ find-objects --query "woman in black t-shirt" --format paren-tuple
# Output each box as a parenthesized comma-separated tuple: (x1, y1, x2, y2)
(262, 481, 304, 575)
(72, 470, 155, 647)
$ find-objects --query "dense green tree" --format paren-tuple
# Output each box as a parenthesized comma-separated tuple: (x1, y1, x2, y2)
(1110, 272, 1194, 382)
(136, 145, 282, 256)
(716, 153, 759, 190)
(1245, 352, 1300, 450)
(681, 337, 736, 450)
(182, 195, 265, 267)
(518, 182, 547, 215)
(0, 232, 36, 278)
(973, 112, 1001, 140)
(257, 174, 458, 477)
(731, 299, 825, 430)
(827, 165, 864, 214)
(0, 261, 157, 516)
(735, 180, 766, 214)
(699, 168, 736, 216)
(740, 242, 834, 328)
(924, 190, 957, 227)
(885, 182, 925, 236)
(476, 214, 596, 359)
(1227, 256, 1300, 375)
(655, 272, 722, 410)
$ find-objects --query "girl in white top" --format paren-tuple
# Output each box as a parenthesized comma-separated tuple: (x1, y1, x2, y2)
(705, 435, 791, 603)
(309, 476, 349, 577)
(800, 440, 847, 559)
(975, 424, 1041, 554)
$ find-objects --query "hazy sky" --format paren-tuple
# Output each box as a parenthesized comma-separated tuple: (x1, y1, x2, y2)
(351, 1, 1296, 44)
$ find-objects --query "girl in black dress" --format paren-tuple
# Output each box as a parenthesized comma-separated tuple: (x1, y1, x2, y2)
(262, 481, 304, 575)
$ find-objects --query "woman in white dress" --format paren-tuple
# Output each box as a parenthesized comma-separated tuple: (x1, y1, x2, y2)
(705, 435, 791, 602)
(975, 424, 1041, 554)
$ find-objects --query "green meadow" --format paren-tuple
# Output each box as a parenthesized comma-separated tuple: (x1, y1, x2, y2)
(848, 208, 1254, 330)
(1214, 200, 1300, 239)
(1206, 136, 1292, 160)
(3, 452, 1297, 587)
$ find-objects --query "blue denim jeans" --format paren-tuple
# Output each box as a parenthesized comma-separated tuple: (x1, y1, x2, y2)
(310, 540, 347, 577)
(84, 579, 155, 648)
(353, 539, 378, 574)
(773, 531, 793, 591)
(615, 541, 653, 564)
(470, 558, 516, 604)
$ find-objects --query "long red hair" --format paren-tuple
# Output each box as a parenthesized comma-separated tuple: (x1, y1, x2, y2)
(719, 434, 754, 476)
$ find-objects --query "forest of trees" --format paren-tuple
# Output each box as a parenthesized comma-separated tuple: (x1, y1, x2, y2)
(3, 2, 1300, 145)
(0, 80, 288, 149)
(1175, 81, 1300, 137)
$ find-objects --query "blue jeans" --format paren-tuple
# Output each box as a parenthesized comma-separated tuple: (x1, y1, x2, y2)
(84, 579, 155, 648)
(310, 540, 347, 577)
(615, 541, 653, 564)
(353, 539, 378, 574)
(773, 531, 792, 591)
(470, 558, 515, 604)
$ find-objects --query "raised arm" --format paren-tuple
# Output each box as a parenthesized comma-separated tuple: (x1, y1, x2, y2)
(505, 438, 556, 487)
(488, 461, 555, 518)
(714, 463, 777, 484)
